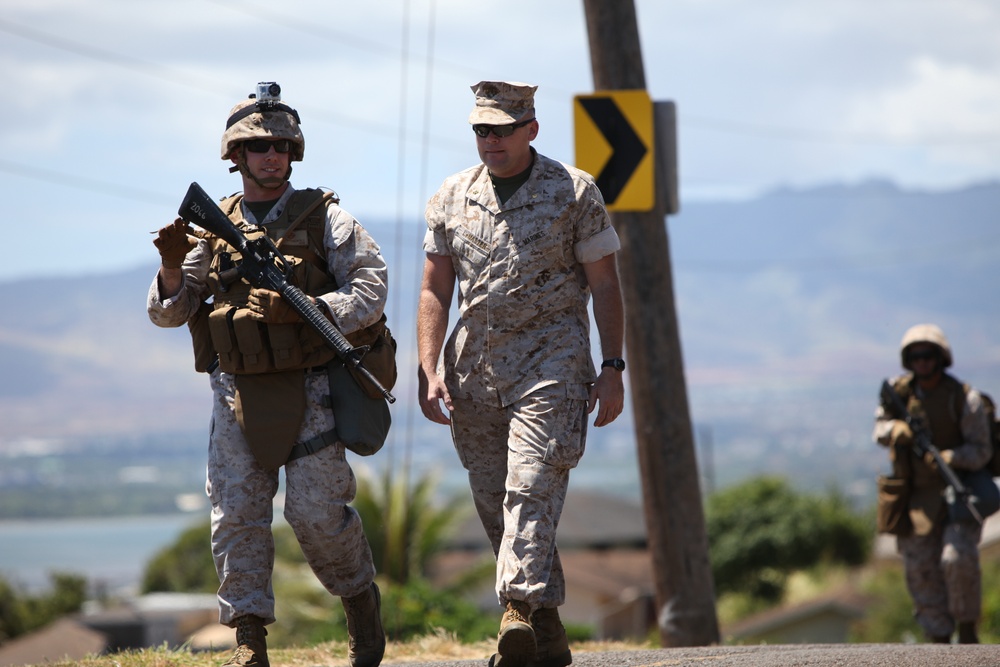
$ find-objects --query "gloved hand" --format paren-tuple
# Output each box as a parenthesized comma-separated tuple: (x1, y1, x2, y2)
(890, 421, 913, 447)
(153, 218, 196, 269)
(247, 288, 301, 324)
(923, 449, 953, 470)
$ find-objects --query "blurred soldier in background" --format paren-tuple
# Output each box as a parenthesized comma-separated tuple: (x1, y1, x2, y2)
(873, 323, 992, 644)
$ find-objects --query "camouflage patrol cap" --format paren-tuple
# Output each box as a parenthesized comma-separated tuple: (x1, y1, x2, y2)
(220, 87, 304, 161)
(900, 323, 953, 369)
(468, 81, 537, 124)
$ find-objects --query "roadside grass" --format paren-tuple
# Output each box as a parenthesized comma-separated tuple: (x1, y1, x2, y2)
(23, 632, 652, 667)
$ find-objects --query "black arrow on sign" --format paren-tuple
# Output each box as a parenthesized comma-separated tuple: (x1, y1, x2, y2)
(578, 96, 647, 205)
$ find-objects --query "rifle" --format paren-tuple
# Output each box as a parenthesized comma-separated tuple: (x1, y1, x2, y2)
(880, 379, 980, 523)
(178, 181, 395, 404)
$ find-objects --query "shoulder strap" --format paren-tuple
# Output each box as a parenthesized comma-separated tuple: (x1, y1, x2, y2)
(276, 189, 339, 250)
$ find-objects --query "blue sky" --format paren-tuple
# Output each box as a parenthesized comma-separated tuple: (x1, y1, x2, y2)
(3, 0, 1000, 282)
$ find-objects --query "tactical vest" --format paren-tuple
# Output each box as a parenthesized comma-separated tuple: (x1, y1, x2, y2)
(890, 372, 967, 531)
(199, 188, 340, 375)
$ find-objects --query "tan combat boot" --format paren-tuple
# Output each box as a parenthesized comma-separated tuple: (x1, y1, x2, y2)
(528, 607, 571, 667)
(342, 582, 386, 667)
(493, 599, 536, 667)
(221, 615, 269, 667)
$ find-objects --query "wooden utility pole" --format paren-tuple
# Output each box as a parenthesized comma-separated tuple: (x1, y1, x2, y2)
(582, 0, 720, 647)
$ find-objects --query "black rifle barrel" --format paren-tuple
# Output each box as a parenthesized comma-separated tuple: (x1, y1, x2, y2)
(178, 182, 395, 403)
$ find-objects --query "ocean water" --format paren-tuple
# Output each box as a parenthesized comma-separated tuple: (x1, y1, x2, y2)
(0, 513, 204, 593)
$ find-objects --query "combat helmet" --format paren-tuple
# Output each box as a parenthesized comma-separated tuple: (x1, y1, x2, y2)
(900, 323, 953, 370)
(221, 81, 304, 162)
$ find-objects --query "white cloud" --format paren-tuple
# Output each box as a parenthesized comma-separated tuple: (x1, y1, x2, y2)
(3, 0, 1000, 279)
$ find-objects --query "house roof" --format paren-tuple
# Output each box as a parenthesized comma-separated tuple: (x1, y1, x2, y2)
(723, 590, 870, 642)
(0, 617, 107, 667)
(444, 490, 646, 550)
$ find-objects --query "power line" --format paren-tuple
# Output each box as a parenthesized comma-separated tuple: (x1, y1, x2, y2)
(0, 159, 174, 206)
(0, 17, 429, 144)
(5, 14, 995, 150)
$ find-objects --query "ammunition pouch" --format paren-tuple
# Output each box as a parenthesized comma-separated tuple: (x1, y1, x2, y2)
(207, 304, 335, 374)
(876, 475, 913, 536)
(188, 300, 217, 373)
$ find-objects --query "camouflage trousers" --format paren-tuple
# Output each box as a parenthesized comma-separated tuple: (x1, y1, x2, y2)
(451, 384, 589, 611)
(897, 519, 983, 637)
(206, 368, 376, 626)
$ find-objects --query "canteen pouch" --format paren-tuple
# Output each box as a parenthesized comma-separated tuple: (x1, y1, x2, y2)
(946, 467, 1000, 524)
(327, 360, 390, 456)
(876, 475, 912, 536)
(345, 318, 398, 400)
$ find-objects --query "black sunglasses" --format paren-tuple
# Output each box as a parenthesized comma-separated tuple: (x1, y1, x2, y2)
(472, 118, 536, 138)
(245, 139, 292, 154)
(907, 349, 939, 363)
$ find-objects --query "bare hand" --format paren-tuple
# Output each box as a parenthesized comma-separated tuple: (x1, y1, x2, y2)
(418, 366, 453, 425)
(588, 369, 625, 427)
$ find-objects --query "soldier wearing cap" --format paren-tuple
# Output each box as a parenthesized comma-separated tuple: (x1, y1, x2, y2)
(147, 82, 387, 667)
(873, 323, 992, 644)
(417, 81, 625, 667)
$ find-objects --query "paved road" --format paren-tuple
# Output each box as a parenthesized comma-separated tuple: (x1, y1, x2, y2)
(391, 643, 1000, 667)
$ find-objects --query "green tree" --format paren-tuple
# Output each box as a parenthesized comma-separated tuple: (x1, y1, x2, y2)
(353, 468, 471, 585)
(140, 468, 498, 647)
(141, 520, 217, 594)
(0, 572, 87, 643)
(706, 476, 872, 602)
(269, 468, 497, 646)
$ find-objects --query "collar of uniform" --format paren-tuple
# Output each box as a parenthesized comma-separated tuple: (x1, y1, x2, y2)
(242, 183, 298, 226)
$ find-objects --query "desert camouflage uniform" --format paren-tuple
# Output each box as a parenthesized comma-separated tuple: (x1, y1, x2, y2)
(148, 184, 386, 626)
(424, 150, 619, 609)
(873, 374, 991, 639)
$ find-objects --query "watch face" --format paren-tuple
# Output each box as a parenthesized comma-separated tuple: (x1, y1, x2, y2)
(604, 358, 625, 371)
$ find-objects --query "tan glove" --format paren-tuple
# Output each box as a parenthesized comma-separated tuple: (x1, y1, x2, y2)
(153, 218, 196, 269)
(923, 449, 953, 470)
(247, 288, 301, 324)
(890, 421, 913, 447)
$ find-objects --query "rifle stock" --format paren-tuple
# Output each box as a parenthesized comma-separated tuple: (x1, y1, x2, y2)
(178, 182, 395, 404)
(880, 379, 980, 523)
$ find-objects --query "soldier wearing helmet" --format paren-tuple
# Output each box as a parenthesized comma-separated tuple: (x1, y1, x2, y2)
(221, 82, 305, 190)
(147, 83, 387, 667)
(873, 323, 992, 644)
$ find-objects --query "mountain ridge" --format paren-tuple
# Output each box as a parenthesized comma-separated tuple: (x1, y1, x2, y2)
(2, 179, 998, 501)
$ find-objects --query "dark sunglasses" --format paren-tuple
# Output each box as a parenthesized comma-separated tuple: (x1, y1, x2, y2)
(907, 349, 939, 363)
(244, 139, 292, 154)
(472, 118, 535, 138)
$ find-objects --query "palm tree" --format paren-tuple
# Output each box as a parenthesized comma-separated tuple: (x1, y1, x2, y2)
(354, 467, 472, 585)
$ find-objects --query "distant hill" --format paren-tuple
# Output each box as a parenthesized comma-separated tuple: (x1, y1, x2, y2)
(2, 180, 998, 503)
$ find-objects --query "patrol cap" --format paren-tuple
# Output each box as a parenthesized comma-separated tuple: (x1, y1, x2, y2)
(468, 81, 537, 125)
(900, 323, 953, 369)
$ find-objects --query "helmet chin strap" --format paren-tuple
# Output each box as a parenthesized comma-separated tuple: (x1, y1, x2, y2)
(232, 146, 292, 189)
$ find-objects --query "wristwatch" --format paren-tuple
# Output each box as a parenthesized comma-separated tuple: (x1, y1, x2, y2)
(601, 357, 626, 372)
